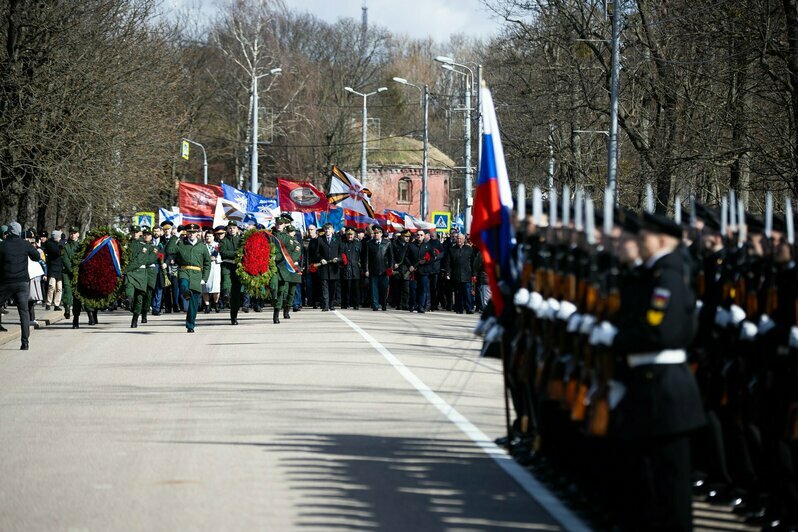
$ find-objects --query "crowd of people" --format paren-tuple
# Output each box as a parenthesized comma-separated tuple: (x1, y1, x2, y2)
(0, 216, 486, 347)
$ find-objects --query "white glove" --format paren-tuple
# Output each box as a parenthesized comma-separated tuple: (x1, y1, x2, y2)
(739, 321, 758, 341)
(474, 316, 496, 337)
(596, 321, 618, 346)
(535, 300, 549, 319)
(790, 326, 798, 349)
(557, 301, 578, 321)
(514, 288, 531, 307)
(579, 314, 596, 335)
(715, 307, 731, 328)
(485, 323, 505, 343)
(527, 291, 543, 312)
(729, 304, 746, 326)
(758, 314, 776, 335)
(545, 298, 560, 320)
(588, 324, 602, 346)
(695, 299, 704, 313)
(567, 313, 583, 333)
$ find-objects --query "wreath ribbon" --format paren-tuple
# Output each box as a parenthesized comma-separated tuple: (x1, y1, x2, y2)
(82, 236, 122, 277)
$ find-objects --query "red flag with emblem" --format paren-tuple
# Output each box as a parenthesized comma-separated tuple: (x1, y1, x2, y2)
(277, 179, 329, 212)
(178, 182, 222, 223)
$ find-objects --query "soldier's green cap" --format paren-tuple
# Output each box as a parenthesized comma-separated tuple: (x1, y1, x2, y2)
(285, 224, 296, 232)
(345, 228, 355, 234)
(69, 226, 80, 233)
(160, 221, 173, 228)
(130, 225, 142, 233)
(141, 226, 152, 235)
(277, 213, 293, 223)
(185, 223, 200, 233)
(227, 220, 239, 228)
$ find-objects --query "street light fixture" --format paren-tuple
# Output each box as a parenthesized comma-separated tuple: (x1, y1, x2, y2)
(344, 86, 388, 185)
(250, 66, 281, 193)
(437, 58, 476, 232)
(181, 138, 208, 185)
(393, 76, 430, 220)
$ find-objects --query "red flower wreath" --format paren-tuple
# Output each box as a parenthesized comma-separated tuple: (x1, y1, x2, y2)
(242, 231, 272, 276)
(77, 237, 119, 299)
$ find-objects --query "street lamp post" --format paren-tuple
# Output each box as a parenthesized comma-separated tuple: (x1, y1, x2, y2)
(436, 56, 475, 232)
(251, 67, 282, 193)
(182, 138, 208, 185)
(392, 77, 429, 220)
(344, 86, 388, 186)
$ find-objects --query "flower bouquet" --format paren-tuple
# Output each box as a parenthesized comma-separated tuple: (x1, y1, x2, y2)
(72, 226, 130, 309)
(236, 229, 277, 296)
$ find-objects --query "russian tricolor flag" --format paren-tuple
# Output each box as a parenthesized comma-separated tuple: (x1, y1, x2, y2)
(471, 85, 515, 316)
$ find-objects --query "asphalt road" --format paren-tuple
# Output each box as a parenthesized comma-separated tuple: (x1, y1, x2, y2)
(0, 307, 570, 532)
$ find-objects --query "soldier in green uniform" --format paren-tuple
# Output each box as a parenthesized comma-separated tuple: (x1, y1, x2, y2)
(219, 220, 242, 325)
(140, 226, 160, 324)
(124, 225, 149, 328)
(269, 213, 294, 324)
(281, 224, 303, 320)
(61, 226, 80, 319)
(165, 223, 211, 333)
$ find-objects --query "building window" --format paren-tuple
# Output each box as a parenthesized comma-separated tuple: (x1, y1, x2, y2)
(398, 178, 411, 204)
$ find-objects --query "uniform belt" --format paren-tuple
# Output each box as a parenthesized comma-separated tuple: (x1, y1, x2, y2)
(627, 349, 686, 368)
(180, 266, 201, 271)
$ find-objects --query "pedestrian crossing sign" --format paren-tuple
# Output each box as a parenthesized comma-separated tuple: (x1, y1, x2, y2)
(134, 211, 155, 229)
(181, 140, 190, 160)
(432, 211, 451, 233)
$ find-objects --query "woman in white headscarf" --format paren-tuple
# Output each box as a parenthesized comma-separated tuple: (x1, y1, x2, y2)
(201, 230, 222, 312)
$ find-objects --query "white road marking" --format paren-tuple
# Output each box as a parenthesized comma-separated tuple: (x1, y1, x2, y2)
(335, 311, 591, 532)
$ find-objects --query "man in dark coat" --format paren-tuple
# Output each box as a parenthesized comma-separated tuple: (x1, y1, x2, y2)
(427, 231, 444, 310)
(339, 228, 362, 309)
(392, 230, 411, 309)
(313, 223, 341, 311)
(408, 230, 435, 313)
(363, 225, 393, 311)
(42, 230, 65, 310)
(445, 233, 477, 314)
(591, 211, 706, 532)
(0, 222, 41, 349)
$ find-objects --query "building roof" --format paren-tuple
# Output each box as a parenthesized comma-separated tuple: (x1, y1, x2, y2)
(349, 136, 455, 170)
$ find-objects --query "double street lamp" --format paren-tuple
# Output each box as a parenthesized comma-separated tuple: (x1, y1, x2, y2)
(435, 56, 477, 232)
(250, 67, 282, 193)
(392, 77, 429, 220)
(344, 86, 388, 186)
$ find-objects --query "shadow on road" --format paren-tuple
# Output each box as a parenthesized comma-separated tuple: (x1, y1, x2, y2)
(171, 433, 561, 531)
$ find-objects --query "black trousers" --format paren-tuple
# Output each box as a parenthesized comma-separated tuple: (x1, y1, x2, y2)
(341, 279, 360, 308)
(621, 433, 693, 531)
(321, 279, 338, 309)
(0, 281, 31, 345)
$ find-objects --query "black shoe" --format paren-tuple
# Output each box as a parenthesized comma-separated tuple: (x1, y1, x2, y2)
(322, 308, 329, 312)
(204, 307, 210, 314)
(353, 306, 359, 310)
(372, 307, 379, 311)
(87, 314, 96, 326)
(418, 309, 425, 314)
(231, 319, 239, 325)
(187, 328, 194, 333)
(0, 324, 7, 332)
(164, 308, 172, 314)
(381, 306, 387, 311)
(152, 311, 161, 316)
(466, 310, 474, 314)
(45, 305, 51, 310)
(141, 315, 148, 324)
(92, 311, 99, 324)
(329, 307, 336, 311)
(131, 314, 139, 328)
(273, 308, 281, 324)
(64, 310, 70, 319)
(283, 309, 291, 319)
(54, 306, 62, 311)
(242, 307, 250, 313)
(20, 343, 29, 350)
(253, 306, 262, 313)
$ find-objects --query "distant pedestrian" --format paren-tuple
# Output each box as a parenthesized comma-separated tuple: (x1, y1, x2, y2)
(42, 230, 65, 311)
(0, 222, 42, 350)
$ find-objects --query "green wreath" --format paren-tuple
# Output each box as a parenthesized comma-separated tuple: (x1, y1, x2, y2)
(235, 228, 277, 297)
(71, 226, 131, 309)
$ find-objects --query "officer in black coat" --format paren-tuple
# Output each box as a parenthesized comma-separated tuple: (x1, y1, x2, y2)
(427, 231, 444, 310)
(445, 233, 477, 314)
(339, 228, 362, 309)
(363, 225, 393, 311)
(592, 211, 706, 531)
(312, 223, 341, 311)
(392, 230, 411, 309)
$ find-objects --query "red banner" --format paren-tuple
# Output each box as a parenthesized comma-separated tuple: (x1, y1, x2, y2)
(277, 179, 329, 212)
(178, 182, 222, 222)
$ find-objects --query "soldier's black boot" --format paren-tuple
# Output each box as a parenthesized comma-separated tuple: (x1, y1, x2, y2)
(131, 314, 139, 328)
(64, 308, 70, 319)
(273, 308, 280, 324)
(72, 314, 80, 329)
(92, 310, 99, 324)
(283, 308, 290, 319)
(87, 312, 96, 326)
(141, 311, 148, 324)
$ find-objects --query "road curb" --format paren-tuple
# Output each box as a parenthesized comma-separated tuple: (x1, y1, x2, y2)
(0, 309, 66, 347)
